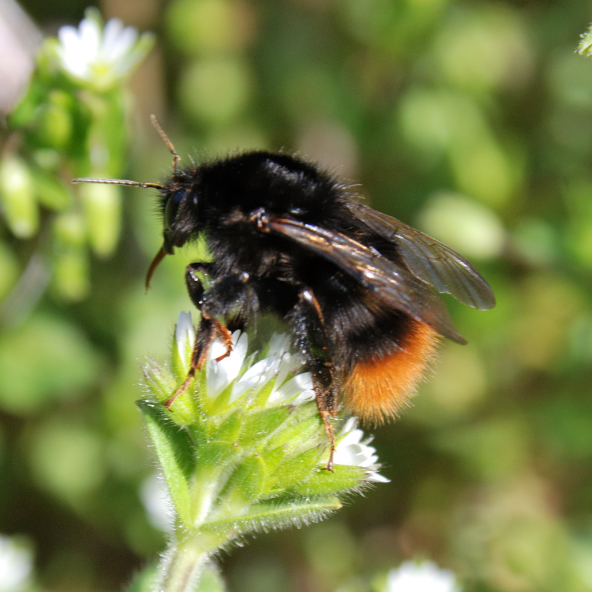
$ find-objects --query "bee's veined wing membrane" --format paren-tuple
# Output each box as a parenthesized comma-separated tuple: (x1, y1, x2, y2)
(345, 201, 496, 311)
(265, 217, 466, 344)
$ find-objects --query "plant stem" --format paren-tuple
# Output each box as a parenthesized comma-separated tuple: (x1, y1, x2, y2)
(156, 537, 210, 592)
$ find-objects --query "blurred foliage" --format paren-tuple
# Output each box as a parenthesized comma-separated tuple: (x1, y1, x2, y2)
(1, 0, 592, 591)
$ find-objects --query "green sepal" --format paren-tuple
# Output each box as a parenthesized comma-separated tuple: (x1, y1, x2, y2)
(289, 465, 367, 496)
(237, 407, 291, 448)
(206, 380, 236, 416)
(198, 440, 241, 468)
(252, 376, 278, 408)
(166, 382, 201, 426)
(257, 445, 287, 477)
(52, 246, 90, 301)
(171, 332, 192, 380)
(210, 409, 243, 443)
(266, 408, 322, 453)
(230, 454, 266, 501)
(268, 447, 325, 491)
(79, 182, 121, 257)
(137, 400, 196, 526)
(0, 155, 38, 239)
(142, 363, 177, 402)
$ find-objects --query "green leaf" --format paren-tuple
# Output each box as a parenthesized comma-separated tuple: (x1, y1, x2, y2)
(201, 496, 342, 538)
(138, 400, 196, 526)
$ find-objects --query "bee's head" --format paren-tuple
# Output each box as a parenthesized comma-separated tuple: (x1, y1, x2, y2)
(72, 115, 198, 291)
(142, 174, 202, 290)
(161, 181, 200, 253)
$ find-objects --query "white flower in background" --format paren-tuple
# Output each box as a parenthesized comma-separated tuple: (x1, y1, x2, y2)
(386, 561, 461, 592)
(0, 535, 33, 592)
(55, 8, 153, 90)
(140, 474, 174, 533)
(333, 417, 389, 482)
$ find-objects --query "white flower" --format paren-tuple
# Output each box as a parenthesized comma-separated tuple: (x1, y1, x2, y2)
(175, 312, 314, 406)
(56, 8, 152, 90)
(333, 417, 389, 482)
(207, 329, 249, 399)
(386, 561, 461, 592)
(0, 535, 33, 592)
(174, 313, 387, 480)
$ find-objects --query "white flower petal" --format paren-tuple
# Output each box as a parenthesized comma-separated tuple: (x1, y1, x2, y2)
(103, 20, 138, 62)
(175, 311, 195, 364)
(269, 371, 314, 404)
(367, 472, 390, 483)
(229, 356, 276, 403)
(78, 17, 101, 56)
(206, 331, 247, 399)
(333, 416, 388, 482)
(340, 416, 358, 436)
(266, 333, 292, 358)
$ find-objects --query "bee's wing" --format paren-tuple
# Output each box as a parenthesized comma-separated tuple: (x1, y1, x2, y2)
(345, 201, 496, 310)
(265, 217, 466, 344)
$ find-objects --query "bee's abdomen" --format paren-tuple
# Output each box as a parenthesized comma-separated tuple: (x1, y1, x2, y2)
(342, 320, 439, 424)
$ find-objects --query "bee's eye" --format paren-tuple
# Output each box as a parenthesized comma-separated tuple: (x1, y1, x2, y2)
(164, 189, 186, 228)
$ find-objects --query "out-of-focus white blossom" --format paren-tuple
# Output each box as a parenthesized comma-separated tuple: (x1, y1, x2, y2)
(56, 9, 153, 90)
(386, 561, 461, 592)
(0, 535, 33, 592)
(140, 474, 174, 533)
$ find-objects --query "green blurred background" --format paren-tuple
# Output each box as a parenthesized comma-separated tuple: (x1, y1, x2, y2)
(2, 0, 592, 590)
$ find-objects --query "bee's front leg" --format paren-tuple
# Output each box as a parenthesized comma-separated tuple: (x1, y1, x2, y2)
(185, 262, 235, 364)
(164, 264, 252, 409)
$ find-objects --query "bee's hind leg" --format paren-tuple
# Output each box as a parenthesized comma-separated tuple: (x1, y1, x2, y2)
(293, 288, 339, 471)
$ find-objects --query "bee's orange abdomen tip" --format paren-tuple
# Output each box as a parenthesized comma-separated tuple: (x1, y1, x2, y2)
(344, 321, 439, 424)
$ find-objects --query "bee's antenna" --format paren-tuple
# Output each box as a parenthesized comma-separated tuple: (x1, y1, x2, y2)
(150, 114, 181, 173)
(72, 178, 164, 190)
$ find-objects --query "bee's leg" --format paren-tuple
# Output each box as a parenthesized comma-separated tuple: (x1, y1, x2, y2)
(164, 266, 250, 408)
(164, 315, 220, 408)
(185, 262, 235, 362)
(294, 288, 338, 471)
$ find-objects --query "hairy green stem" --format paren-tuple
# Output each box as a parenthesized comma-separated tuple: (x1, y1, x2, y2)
(156, 535, 221, 592)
